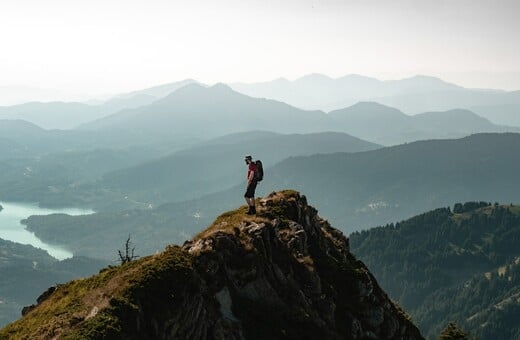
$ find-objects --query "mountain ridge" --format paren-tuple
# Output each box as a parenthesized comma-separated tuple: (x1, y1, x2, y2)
(230, 73, 520, 126)
(0, 191, 424, 340)
(79, 83, 518, 146)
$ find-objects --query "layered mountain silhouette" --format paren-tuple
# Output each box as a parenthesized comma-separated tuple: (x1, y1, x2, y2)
(263, 133, 520, 229)
(113, 78, 201, 100)
(350, 202, 520, 339)
(0, 119, 174, 163)
(80, 83, 330, 140)
(0, 102, 100, 129)
(21, 133, 520, 262)
(0, 119, 109, 158)
(0, 191, 423, 339)
(80, 83, 517, 146)
(0, 130, 379, 210)
(3, 75, 519, 130)
(231, 73, 520, 126)
(99, 131, 380, 204)
(0, 80, 201, 129)
(231, 74, 464, 112)
(328, 102, 516, 145)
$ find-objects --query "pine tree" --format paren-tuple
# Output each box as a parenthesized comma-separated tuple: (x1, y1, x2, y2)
(439, 322, 470, 340)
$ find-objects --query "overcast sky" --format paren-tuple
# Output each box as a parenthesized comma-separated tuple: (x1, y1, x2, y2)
(0, 0, 519, 102)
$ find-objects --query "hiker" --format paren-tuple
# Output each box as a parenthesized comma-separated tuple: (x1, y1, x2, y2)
(244, 155, 258, 215)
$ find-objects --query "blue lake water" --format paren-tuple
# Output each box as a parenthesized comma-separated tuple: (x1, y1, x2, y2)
(0, 201, 93, 260)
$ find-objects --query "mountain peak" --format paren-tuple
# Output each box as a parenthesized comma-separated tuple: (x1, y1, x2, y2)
(153, 82, 243, 106)
(210, 82, 234, 91)
(330, 101, 407, 118)
(296, 73, 334, 82)
(1, 190, 423, 340)
(396, 75, 463, 90)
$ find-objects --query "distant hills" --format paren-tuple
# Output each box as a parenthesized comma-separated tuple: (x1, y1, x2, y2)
(263, 133, 520, 230)
(231, 73, 520, 127)
(99, 131, 381, 204)
(79, 83, 330, 140)
(113, 78, 200, 99)
(0, 80, 200, 129)
(1, 75, 518, 143)
(0, 130, 379, 211)
(350, 202, 520, 339)
(231, 74, 463, 111)
(80, 83, 517, 146)
(328, 102, 516, 145)
(0, 102, 100, 129)
(0, 119, 180, 163)
(21, 133, 520, 261)
(0, 119, 106, 159)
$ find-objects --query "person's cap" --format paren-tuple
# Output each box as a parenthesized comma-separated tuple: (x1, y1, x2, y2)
(244, 155, 252, 160)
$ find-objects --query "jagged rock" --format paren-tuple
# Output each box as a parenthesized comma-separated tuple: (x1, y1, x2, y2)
(21, 285, 60, 316)
(0, 190, 424, 340)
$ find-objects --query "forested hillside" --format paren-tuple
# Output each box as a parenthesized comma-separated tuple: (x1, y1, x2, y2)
(350, 202, 520, 339)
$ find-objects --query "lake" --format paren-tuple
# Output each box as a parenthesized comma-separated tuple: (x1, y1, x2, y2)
(0, 201, 93, 260)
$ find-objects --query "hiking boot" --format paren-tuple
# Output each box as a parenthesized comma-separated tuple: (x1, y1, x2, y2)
(251, 206, 256, 215)
(246, 206, 254, 215)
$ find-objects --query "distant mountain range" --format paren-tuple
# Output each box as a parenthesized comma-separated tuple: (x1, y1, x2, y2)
(0, 80, 200, 129)
(80, 83, 518, 146)
(99, 131, 380, 204)
(264, 133, 520, 230)
(2, 74, 519, 131)
(0, 102, 100, 129)
(231, 74, 463, 111)
(79, 83, 329, 139)
(328, 102, 516, 145)
(0, 130, 379, 211)
(0, 119, 182, 162)
(231, 74, 520, 126)
(21, 133, 520, 261)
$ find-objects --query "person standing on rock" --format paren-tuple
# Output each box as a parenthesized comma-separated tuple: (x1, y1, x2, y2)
(244, 155, 258, 215)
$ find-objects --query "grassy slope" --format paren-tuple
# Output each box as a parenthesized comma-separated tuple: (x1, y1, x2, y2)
(0, 246, 192, 340)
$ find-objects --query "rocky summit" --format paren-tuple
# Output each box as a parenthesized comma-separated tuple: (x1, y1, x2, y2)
(0, 190, 423, 340)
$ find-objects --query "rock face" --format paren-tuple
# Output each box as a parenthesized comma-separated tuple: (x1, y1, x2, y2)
(0, 190, 423, 340)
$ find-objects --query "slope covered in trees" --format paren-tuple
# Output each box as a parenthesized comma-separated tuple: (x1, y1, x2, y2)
(350, 202, 520, 339)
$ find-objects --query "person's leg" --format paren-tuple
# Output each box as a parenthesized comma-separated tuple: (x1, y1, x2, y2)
(249, 182, 257, 214)
(244, 182, 257, 214)
(246, 198, 255, 214)
(250, 197, 256, 214)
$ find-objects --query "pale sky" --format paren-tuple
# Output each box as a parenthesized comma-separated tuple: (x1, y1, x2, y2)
(0, 0, 519, 103)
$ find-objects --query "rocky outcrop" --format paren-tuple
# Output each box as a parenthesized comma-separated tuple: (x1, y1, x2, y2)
(21, 285, 61, 316)
(0, 190, 423, 339)
(182, 191, 423, 339)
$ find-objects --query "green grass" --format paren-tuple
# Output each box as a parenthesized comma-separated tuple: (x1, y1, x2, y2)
(0, 246, 192, 340)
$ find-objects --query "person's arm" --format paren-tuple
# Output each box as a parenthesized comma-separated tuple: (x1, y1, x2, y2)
(247, 168, 254, 184)
(247, 164, 255, 184)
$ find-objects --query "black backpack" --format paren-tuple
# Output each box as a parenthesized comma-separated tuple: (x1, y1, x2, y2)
(255, 160, 264, 182)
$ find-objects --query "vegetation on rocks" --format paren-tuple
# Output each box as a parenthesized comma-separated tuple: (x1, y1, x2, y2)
(1, 190, 423, 339)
